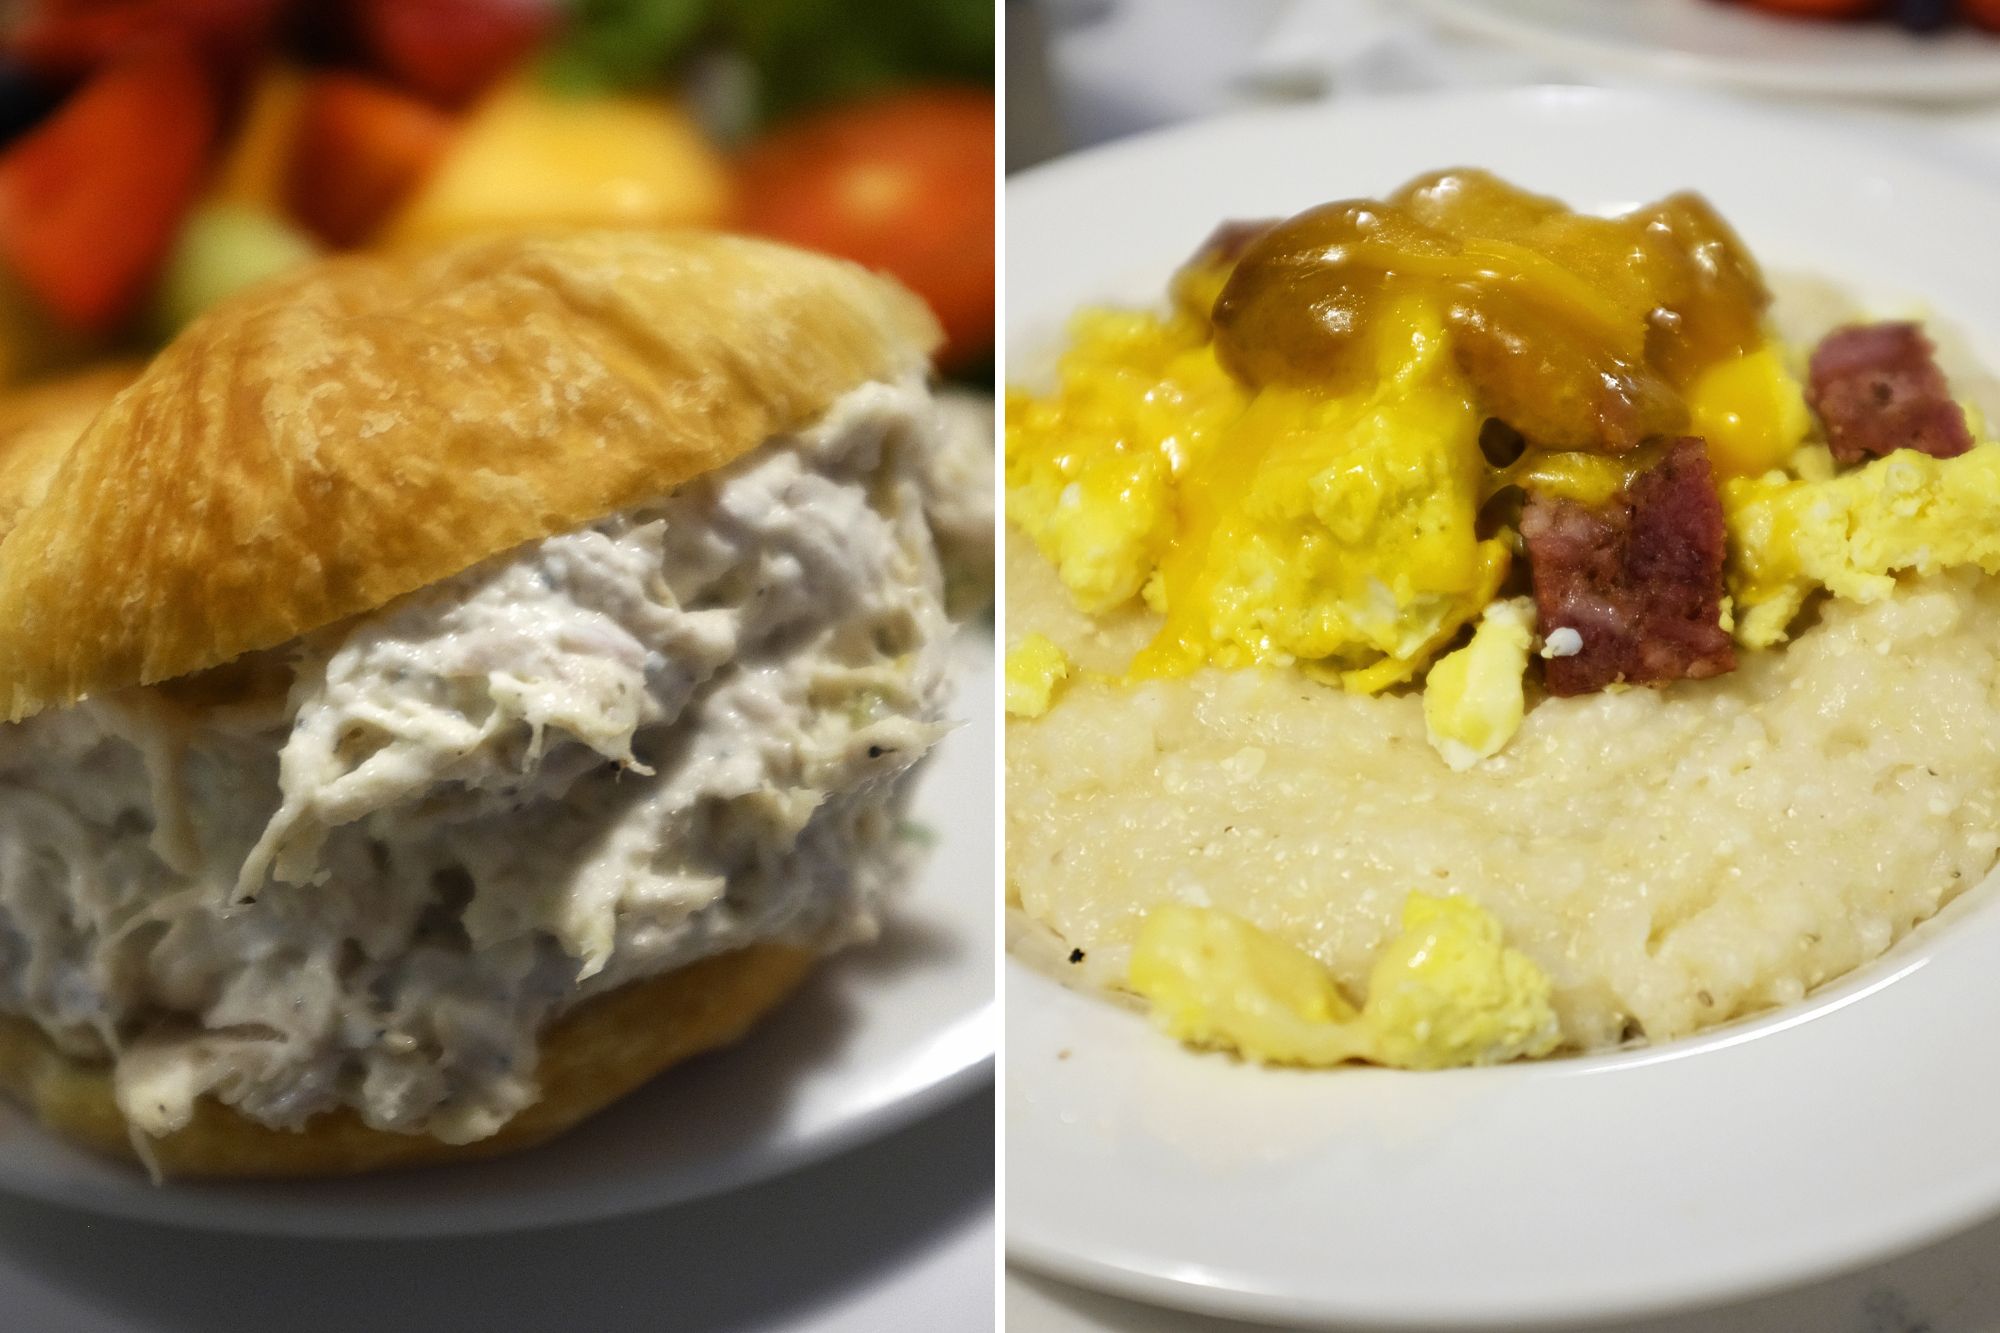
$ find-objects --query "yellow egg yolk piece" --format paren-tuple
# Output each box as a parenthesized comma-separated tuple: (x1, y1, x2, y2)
(1128, 894, 1561, 1070)
(1128, 904, 1368, 1066)
(1686, 342, 1813, 481)
(1724, 440, 2000, 648)
(1423, 597, 1535, 771)
(1006, 301, 1506, 690)
(1362, 893, 1563, 1070)
(1004, 634, 1071, 718)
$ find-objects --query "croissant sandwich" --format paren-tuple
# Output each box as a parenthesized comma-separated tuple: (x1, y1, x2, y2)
(0, 231, 989, 1177)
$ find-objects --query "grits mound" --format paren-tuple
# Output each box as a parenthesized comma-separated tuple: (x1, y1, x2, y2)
(1009, 537, 2000, 1049)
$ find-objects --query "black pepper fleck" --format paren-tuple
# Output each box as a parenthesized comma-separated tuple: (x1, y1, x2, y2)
(1067, 948, 1085, 964)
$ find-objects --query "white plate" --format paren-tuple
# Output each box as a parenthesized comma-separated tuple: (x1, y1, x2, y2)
(0, 634, 995, 1238)
(1005, 87, 2000, 1328)
(1411, 0, 2000, 101)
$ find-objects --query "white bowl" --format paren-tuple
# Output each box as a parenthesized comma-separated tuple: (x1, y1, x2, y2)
(1005, 86, 2000, 1328)
(1412, 0, 2000, 102)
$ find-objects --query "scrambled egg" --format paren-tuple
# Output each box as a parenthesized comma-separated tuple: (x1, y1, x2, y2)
(1423, 598, 1536, 772)
(1005, 634, 1071, 718)
(1726, 441, 2000, 648)
(1008, 312, 1827, 770)
(1128, 893, 1561, 1070)
(1004, 311, 1243, 613)
(1006, 301, 1506, 694)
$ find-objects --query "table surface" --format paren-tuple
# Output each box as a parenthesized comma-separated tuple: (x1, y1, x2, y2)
(0, 1085, 993, 1333)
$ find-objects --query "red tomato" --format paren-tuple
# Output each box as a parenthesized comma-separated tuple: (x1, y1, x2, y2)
(8, 0, 282, 79)
(286, 74, 455, 247)
(355, 0, 559, 107)
(1964, 0, 2000, 28)
(737, 87, 995, 371)
(0, 39, 216, 332)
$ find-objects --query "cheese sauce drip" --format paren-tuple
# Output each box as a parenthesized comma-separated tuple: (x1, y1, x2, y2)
(1005, 169, 1783, 694)
(1210, 169, 1770, 453)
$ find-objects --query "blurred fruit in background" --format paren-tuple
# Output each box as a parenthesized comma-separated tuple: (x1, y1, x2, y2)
(739, 88, 994, 370)
(356, 0, 558, 106)
(0, 0, 994, 380)
(384, 78, 730, 244)
(289, 72, 454, 245)
(10, 0, 282, 79)
(0, 40, 215, 332)
(150, 199, 317, 334)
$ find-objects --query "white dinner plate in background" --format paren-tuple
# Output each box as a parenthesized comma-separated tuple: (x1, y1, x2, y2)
(0, 634, 995, 1239)
(1411, 0, 2000, 101)
(1007, 86, 2000, 1328)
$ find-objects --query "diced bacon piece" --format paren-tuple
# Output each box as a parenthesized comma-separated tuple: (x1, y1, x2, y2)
(1521, 437, 1736, 697)
(1807, 321, 1972, 465)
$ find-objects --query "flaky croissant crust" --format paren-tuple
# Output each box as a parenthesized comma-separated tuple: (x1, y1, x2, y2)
(0, 229, 939, 721)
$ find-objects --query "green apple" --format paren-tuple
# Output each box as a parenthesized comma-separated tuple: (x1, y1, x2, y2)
(151, 203, 320, 338)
